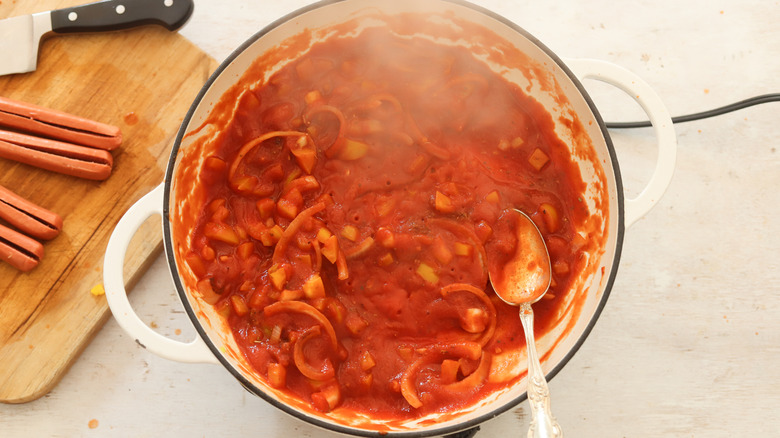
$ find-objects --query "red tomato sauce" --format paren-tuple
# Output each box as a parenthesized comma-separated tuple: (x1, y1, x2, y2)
(184, 27, 591, 419)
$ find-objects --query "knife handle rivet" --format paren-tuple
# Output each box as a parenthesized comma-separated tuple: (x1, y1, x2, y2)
(68, 12, 78, 22)
(164, 0, 174, 7)
(116, 5, 126, 14)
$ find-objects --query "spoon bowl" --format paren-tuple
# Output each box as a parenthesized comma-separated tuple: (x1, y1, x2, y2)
(488, 209, 552, 307)
(486, 208, 563, 438)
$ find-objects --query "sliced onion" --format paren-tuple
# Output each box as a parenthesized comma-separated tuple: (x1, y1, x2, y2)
(263, 300, 338, 350)
(227, 130, 308, 190)
(404, 113, 450, 160)
(399, 341, 482, 409)
(442, 351, 491, 392)
(440, 283, 497, 347)
(303, 105, 347, 158)
(335, 249, 349, 280)
(352, 93, 404, 115)
(400, 371, 424, 409)
(272, 202, 326, 266)
(293, 326, 336, 381)
(311, 238, 323, 272)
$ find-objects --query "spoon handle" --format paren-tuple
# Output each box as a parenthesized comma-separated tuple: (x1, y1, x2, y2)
(519, 303, 563, 438)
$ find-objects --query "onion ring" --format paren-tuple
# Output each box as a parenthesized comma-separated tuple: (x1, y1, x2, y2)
(303, 105, 347, 158)
(228, 130, 308, 190)
(293, 326, 336, 381)
(440, 283, 497, 347)
(272, 202, 326, 266)
(399, 341, 482, 408)
(263, 300, 338, 350)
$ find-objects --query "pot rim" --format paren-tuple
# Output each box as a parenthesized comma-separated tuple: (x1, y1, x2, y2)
(162, 0, 625, 436)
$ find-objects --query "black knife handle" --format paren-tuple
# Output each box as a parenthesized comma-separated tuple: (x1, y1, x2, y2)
(50, 0, 194, 34)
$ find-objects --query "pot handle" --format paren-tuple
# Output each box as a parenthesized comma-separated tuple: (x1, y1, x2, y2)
(103, 183, 219, 364)
(564, 58, 677, 228)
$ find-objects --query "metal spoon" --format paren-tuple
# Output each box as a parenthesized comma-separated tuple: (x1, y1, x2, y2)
(486, 208, 562, 438)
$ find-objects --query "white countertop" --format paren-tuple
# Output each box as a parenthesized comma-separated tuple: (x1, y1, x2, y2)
(2, 0, 779, 437)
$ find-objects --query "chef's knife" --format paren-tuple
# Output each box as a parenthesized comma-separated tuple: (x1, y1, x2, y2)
(0, 0, 194, 76)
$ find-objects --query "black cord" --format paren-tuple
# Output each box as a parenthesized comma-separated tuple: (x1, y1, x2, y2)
(605, 93, 780, 129)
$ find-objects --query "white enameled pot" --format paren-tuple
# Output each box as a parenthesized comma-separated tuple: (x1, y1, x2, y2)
(103, 0, 676, 436)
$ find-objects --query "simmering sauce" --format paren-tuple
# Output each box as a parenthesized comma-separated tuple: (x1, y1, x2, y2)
(183, 26, 592, 420)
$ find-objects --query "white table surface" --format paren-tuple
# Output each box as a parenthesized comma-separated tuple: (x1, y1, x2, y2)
(2, 0, 779, 437)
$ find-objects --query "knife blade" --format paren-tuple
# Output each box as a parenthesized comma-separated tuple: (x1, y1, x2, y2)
(0, 0, 194, 76)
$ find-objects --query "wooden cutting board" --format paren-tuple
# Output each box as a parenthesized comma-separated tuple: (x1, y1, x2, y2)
(0, 1, 217, 403)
